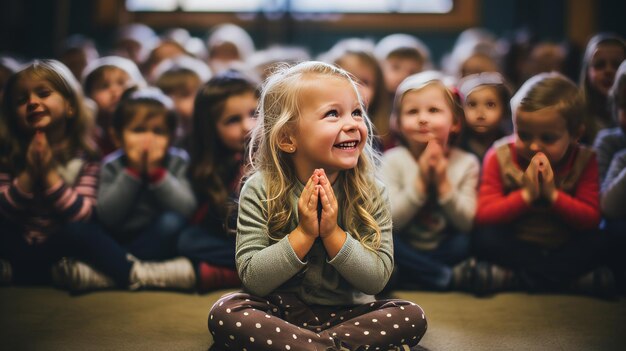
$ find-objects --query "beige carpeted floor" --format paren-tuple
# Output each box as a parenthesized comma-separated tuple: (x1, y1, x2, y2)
(1, 287, 624, 350)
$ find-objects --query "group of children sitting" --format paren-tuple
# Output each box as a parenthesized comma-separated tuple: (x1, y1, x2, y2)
(0, 27, 624, 303)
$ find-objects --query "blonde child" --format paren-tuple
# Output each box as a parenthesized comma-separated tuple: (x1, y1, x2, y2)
(82, 56, 146, 156)
(579, 33, 625, 143)
(208, 62, 426, 350)
(381, 71, 480, 291)
(0, 60, 99, 285)
(458, 72, 512, 161)
(51, 87, 198, 292)
(178, 71, 258, 292)
(474, 72, 610, 296)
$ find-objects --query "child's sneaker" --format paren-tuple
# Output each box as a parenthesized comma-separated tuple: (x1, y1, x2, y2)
(129, 256, 196, 291)
(51, 258, 116, 292)
(450, 257, 476, 291)
(571, 266, 617, 299)
(472, 261, 519, 296)
(0, 259, 12, 285)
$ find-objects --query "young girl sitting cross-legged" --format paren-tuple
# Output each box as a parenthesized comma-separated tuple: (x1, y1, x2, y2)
(207, 61, 427, 351)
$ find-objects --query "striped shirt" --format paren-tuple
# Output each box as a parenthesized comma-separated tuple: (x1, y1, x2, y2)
(0, 156, 99, 245)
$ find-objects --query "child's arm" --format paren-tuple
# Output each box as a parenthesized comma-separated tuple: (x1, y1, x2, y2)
(475, 148, 531, 226)
(96, 154, 144, 228)
(43, 160, 99, 222)
(324, 178, 394, 295)
(148, 150, 197, 218)
(550, 154, 601, 230)
(0, 172, 35, 219)
(601, 150, 626, 218)
(439, 152, 480, 232)
(380, 149, 427, 230)
(236, 174, 310, 297)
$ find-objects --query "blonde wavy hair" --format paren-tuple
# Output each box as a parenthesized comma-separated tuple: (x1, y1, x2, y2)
(246, 61, 388, 252)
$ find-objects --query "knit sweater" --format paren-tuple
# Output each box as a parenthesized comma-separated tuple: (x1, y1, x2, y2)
(97, 147, 196, 238)
(235, 172, 393, 306)
(0, 155, 99, 244)
(381, 146, 480, 250)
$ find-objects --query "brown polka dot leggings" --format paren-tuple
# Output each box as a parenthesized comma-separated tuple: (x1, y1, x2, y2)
(208, 292, 427, 351)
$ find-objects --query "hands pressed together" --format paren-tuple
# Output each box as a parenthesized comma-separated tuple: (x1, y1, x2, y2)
(18, 131, 61, 191)
(521, 152, 558, 204)
(125, 133, 168, 178)
(296, 168, 339, 239)
(416, 139, 451, 197)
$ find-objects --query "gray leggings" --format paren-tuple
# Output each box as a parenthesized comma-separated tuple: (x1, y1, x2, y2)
(208, 291, 427, 350)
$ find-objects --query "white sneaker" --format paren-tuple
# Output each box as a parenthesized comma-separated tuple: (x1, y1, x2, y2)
(129, 257, 196, 291)
(51, 258, 116, 292)
(0, 259, 12, 285)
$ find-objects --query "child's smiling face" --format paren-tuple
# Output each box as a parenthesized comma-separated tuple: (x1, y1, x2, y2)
(13, 75, 70, 134)
(289, 74, 367, 183)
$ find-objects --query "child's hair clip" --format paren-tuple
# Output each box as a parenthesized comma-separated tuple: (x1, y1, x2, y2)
(448, 86, 463, 102)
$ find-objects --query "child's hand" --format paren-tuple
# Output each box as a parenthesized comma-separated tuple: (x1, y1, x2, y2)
(26, 133, 41, 175)
(417, 140, 448, 195)
(317, 169, 339, 239)
(536, 153, 557, 203)
(522, 154, 542, 203)
(26, 132, 54, 175)
(417, 140, 438, 187)
(35, 132, 55, 173)
(296, 171, 320, 239)
(124, 134, 146, 172)
(145, 134, 168, 173)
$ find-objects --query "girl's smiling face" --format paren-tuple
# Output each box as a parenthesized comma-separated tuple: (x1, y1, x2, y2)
(288, 74, 368, 183)
(13, 75, 70, 135)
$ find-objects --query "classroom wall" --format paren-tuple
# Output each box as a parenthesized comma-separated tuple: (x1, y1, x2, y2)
(0, 0, 624, 64)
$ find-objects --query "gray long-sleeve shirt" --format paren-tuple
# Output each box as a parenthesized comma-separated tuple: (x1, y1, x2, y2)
(235, 172, 393, 306)
(97, 148, 196, 235)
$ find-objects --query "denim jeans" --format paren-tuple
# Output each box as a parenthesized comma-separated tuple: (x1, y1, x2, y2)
(393, 232, 470, 290)
(177, 225, 236, 269)
(472, 225, 608, 290)
(63, 211, 187, 287)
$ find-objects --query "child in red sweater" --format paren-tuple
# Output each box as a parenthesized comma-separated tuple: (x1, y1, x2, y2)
(472, 72, 612, 296)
